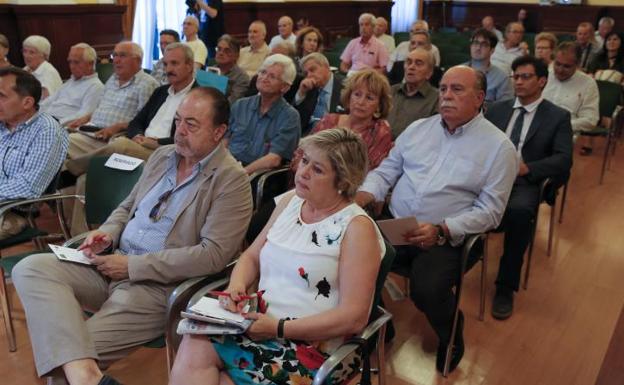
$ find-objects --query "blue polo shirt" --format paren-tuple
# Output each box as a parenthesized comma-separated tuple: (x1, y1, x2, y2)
(227, 94, 301, 165)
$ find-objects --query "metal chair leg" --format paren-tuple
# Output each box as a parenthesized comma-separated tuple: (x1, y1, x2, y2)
(559, 182, 568, 224)
(547, 194, 557, 257)
(479, 236, 488, 321)
(523, 219, 538, 290)
(600, 133, 612, 184)
(377, 323, 387, 385)
(0, 267, 17, 352)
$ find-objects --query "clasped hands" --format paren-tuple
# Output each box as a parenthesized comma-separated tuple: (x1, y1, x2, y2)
(78, 230, 129, 280)
(219, 284, 278, 341)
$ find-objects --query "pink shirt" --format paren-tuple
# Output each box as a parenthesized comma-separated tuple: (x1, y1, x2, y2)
(340, 36, 389, 71)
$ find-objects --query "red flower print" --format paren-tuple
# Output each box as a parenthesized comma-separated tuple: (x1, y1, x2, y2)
(298, 267, 310, 287)
(295, 344, 325, 370)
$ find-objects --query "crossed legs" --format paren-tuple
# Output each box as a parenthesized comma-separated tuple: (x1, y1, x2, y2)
(169, 335, 234, 385)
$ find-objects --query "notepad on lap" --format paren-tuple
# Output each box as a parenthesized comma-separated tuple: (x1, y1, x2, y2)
(376, 216, 419, 246)
(178, 296, 254, 335)
(49, 244, 93, 265)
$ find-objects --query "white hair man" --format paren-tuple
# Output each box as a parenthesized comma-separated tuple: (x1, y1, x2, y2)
(227, 54, 301, 174)
(595, 17, 615, 47)
(64, 41, 159, 160)
(269, 15, 297, 49)
(294, 52, 344, 135)
(238, 20, 270, 77)
(374, 16, 395, 53)
(340, 13, 389, 75)
(182, 15, 208, 68)
(491, 22, 527, 75)
(387, 20, 441, 72)
(575, 21, 601, 72)
(40, 43, 105, 125)
(22, 35, 62, 99)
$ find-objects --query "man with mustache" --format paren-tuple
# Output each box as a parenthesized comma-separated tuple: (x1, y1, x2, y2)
(63, 42, 198, 234)
(356, 66, 518, 374)
(13, 86, 253, 385)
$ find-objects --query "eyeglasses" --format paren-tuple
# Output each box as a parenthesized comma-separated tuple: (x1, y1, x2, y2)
(149, 189, 173, 222)
(510, 73, 536, 81)
(471, 40, 490, 48)
(216, 46, 234, 55)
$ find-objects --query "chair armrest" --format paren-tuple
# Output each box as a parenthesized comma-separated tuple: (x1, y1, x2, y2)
(312, 306, 393, 385)
(255, 166, 290, 205)
(0, 194, 84, 218)
(165, 259, 237, 355)
(62, 232, 90, 248)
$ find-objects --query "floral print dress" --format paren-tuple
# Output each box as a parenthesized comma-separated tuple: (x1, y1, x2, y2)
(211, 193, 385, 384)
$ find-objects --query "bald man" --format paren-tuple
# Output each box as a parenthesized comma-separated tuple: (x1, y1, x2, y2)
(356, 66, 517, 374)
(182, 15, 208, 68)
(269, 16, 297, 49)
(374, 16, 395, 53)
(238, 20, 271, 77)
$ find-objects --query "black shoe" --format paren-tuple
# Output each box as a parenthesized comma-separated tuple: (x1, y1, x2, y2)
(98, 375, 124, 385)
(436, 311, 464, 374)
(580, 146, 593, 156)
(492, 286, 514, 320)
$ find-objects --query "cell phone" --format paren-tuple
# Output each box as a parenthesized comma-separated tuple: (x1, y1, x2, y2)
(79, 125, 101, 133)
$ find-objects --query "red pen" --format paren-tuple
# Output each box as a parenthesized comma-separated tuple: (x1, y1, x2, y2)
(209, 290, 265, 300)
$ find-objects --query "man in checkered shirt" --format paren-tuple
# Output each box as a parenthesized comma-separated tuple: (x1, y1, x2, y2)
(0, 67, 69, 239)
(65, 41, 158, 160)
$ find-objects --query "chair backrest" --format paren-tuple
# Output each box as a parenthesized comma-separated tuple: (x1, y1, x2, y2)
(96, 62, 114, 84)
(597, 80, 622, 119)
(372, 239, 396, 314)
(84, 156, 144, 226)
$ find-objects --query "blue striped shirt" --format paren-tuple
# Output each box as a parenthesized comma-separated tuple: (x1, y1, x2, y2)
(0, 112, 69, 200)
(118, 146, 217, 255)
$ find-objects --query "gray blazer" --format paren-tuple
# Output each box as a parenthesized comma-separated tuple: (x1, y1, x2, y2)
(99, 143, 253, 285)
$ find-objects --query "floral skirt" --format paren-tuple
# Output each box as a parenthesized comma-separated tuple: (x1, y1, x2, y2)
(211, 334, 360, 385)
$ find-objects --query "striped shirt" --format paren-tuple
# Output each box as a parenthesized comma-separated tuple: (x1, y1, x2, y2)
(90, 70, 158, 128)
(0, 112, 69, 200)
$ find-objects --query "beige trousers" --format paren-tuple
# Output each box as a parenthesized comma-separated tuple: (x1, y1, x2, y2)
(12, 253, 169, 385)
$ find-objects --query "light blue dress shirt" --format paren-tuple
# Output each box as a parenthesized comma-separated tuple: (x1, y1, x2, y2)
(359, 113, 518, 246)
(0, 112, 69, 200)
(466, 60, 514, 103)
(118, 147, 216, 255)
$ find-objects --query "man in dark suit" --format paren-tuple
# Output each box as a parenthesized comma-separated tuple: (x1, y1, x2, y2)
(485, 55, 573, 320)
(293, 52, 343, 136)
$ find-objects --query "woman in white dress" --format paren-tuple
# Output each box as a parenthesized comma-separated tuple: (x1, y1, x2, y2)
(169, 127, 385, 385)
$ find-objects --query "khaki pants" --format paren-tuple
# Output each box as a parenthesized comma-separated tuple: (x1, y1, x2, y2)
(65, 136, 155, 177)
(12, 253, 169, 384)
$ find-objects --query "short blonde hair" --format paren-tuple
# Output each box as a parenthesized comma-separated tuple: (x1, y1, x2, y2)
(299, 127, 368, 199)
(341, 69, 392, 119)
(535, 32, 558, 50)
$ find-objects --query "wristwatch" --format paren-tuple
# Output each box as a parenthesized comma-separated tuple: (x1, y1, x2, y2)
(435, 225, 447, 246)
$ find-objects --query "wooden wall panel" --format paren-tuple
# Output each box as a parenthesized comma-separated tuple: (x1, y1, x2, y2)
(222, 1, 393, 48)
(422, 1, 624, 34)
(0, 4, 126, 78)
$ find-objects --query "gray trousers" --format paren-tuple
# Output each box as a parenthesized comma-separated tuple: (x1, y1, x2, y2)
(12, 253, 168, 384)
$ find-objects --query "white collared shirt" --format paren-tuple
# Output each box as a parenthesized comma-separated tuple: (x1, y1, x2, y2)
(26, 61, 63, 97)
(269, 33, 297, 49)
(505, 97, 543, 154)
(144, 80, 194, 138)
(40, 73, 104, 125)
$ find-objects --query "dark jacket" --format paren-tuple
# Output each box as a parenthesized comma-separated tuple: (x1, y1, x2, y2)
(485, 98, 573, 187)
(293, 73, 344, 136)
(126, 81, 199, 145)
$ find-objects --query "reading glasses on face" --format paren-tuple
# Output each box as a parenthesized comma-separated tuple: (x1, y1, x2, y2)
(471, 40, 490, 48)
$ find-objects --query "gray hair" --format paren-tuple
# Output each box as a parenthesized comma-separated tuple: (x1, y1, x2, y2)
(166, 42, 195, 64)
(217, 34, 241, 55)
(599, 17, 615, 27)
(119, 41, 144, 59)
(271, 41, 296, 58)
(260, 53, 296, 85)
(359, 13, 376, 26)
(184, 15, 200, 29)
(411, 20, 430, 32)
(409, 47, 435, 69)
(23, 35, 51, 59)
(71, 43, 97, 63)
(299, 127, 369, 199)
(300, 52, 329, 68)
(250, 20, 267, 35)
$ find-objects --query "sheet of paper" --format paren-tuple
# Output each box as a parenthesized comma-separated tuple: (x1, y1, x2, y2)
(376, 216, 419, 246)
(104, 153, 144, 171)
(49, 244, 93, 265)
(189, 296, 245, 323)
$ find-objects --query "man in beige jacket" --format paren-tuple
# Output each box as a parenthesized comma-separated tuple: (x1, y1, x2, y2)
(13, 87, 253, 385)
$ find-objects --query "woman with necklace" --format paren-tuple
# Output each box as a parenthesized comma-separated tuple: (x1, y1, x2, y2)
(588, 31, 624, 78)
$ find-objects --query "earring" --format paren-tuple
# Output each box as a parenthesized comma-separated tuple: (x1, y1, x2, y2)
(338, 190, 343, 195)
(373, 110, 381, 119)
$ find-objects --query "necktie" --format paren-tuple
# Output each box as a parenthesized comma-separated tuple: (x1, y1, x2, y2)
(510, 107, 526, 149)
(311, 89, 328, 126)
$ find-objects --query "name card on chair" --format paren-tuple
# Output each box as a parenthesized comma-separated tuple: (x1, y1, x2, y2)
(105, 153, 144, 171)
